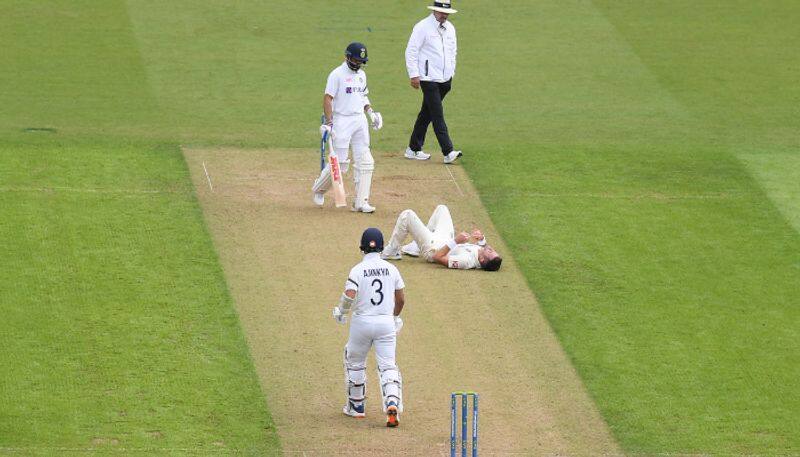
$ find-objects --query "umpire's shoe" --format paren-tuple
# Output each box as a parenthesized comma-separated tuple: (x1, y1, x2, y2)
(405, 147, 431, 160)
(444, 150, 463, 164)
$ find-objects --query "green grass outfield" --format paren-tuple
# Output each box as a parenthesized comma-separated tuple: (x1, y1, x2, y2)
(0, 139, 279, 453)
(2, 0, 799, 454)
(0, 2, 279, 453)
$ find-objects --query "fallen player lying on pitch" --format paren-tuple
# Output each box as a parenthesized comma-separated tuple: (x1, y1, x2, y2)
(380, 205, 502, 271)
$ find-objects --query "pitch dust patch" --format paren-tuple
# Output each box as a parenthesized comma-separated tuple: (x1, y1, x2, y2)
(184, 147, 620, 455)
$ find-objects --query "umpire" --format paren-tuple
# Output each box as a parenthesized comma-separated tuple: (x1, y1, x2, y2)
(404, 1, 461, 164)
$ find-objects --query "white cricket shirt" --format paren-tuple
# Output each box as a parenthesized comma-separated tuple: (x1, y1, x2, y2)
(325, 62, 370, 116)
(447, 243, 481, 270)
(405, 14, 457, 82)
(345, 253, 405, 316)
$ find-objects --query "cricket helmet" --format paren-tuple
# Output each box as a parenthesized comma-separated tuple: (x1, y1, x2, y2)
(345, 42, 368, 71)
(360, 227, 384, 253)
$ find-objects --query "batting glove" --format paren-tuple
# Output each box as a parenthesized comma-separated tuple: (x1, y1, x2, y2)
(368, 111, 383, 130)
(394, 316, 403, 333)
(333, 306, 348, 325)
(320, 123, 332, 138)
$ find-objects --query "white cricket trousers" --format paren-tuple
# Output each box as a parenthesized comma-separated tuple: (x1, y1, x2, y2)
(344, 314, 401, 406)
(332, 113, 370, 152)
(385, 205, 455, 262)
(346, 314, 397, 372)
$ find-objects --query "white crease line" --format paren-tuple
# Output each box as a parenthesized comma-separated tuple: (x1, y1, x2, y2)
(232, 176, 311, 182)
(510, 192, 738, 200)
(445, 165, 465, 196)
(0, 447, 234, 452)
(0, 186, 165, 194)
(202, 161, 214, 192)
(231, 176, 453, 182)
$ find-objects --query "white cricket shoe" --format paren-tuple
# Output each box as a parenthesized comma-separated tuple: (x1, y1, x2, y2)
(443, 150, 463, 164)
(401, 241, 420, 257)
(386, 401, 399, 428)
(405, 147, 431, 160)
(381, 250, 402, 260)
(351, 202, 376, 213)
(313, 192, 324, 207)
(343, 401, 366, 419)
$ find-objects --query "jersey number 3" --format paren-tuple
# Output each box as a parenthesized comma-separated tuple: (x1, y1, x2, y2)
(370, 279, 384, 306)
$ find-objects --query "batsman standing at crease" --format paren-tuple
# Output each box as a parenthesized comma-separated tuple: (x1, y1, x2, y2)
(404, 0, 461, 164)
(313, 42, 383, 213)
(333, 228, 406, 427)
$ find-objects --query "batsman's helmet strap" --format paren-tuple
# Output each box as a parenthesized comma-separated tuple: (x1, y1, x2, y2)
(360, 227, 384, 253)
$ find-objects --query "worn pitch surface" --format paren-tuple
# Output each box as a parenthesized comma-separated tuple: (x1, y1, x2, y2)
(184, 147, 619, 455)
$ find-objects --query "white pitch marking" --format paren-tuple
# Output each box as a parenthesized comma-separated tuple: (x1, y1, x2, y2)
(508, 191, 737, 200)
(202, 161, 214, 192)
(0, 186, 164, 194)
(0, 447, 214, 452)
(445, 165, 465, 196)
(230, 176, 453, 182)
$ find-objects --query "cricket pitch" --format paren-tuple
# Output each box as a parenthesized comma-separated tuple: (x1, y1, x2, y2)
(184, 147, 620, 455)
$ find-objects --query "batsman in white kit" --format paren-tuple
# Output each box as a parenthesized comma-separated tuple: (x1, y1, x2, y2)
(333, 228, 406, 427)
(313, 42, 384, 213)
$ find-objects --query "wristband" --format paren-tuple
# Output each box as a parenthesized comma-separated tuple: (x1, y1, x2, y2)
(477, 238, 486, 246)
(446, 239, 457, 251)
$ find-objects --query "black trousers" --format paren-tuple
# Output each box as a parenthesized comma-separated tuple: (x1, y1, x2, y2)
(409, 79, 453, 155)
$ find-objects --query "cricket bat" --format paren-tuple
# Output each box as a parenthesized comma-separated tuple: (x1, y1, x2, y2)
(327, 133, 347, 207)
